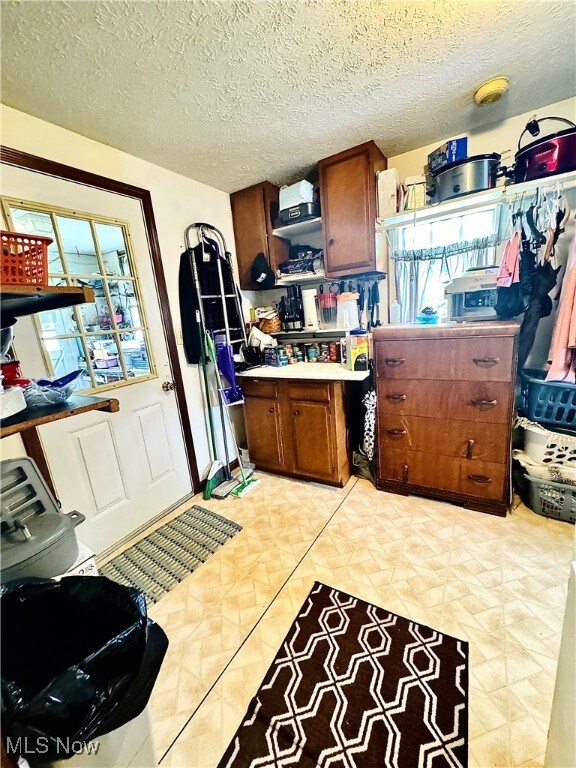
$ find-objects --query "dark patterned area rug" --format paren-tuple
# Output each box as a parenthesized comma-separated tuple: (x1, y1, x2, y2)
(220, 582, 468, 768)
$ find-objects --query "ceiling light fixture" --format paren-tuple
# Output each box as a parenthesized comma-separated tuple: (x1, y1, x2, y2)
(473, 76, 509, 106)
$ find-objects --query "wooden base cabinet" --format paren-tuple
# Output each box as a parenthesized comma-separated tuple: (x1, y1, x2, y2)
(242, 377, 351, 486)
(374, 322, 520, 516)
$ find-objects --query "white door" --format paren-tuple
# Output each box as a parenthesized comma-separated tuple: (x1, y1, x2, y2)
(1, 165, 193, 554)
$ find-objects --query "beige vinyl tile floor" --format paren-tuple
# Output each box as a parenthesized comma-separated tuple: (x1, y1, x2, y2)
(110, 473, 574, 768)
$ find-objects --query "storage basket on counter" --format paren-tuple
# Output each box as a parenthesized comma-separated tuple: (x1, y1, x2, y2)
(1, 230, 52, 285)
(520, 369, 576, 428)
(524, 474, 576, 524)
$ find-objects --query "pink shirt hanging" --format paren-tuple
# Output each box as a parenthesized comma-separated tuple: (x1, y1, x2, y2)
(497, 232, 520, 288)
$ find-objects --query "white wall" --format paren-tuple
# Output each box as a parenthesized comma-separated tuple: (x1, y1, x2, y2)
(388, 97, 576, 181)
(0, 104, 237, 481)
(545, 560, 576, 768)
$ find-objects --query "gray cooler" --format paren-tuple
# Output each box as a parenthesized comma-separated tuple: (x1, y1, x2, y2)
(1, 458, 85, 583)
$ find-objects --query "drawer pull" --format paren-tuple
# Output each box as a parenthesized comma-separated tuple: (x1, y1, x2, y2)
(468, 473, 492, 484)
(386, 393, 407, 402)
(293, 410, 299, 416)
(402, 464, 409, 482)
(471, 398, 497, 408)
(466, 438, 475, 459)
(385, 357, 406, 367)
(387, 428, 407, 436)
(269, 407, 275, 414)
(473, 356, 500, 367)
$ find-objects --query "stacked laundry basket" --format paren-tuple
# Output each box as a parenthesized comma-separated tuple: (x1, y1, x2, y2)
(515, 371, 576, 523)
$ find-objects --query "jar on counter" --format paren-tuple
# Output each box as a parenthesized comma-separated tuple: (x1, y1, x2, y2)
(306, 343, 318, 363)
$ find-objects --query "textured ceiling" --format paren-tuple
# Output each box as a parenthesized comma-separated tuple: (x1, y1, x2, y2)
(1, 0, 575, 193)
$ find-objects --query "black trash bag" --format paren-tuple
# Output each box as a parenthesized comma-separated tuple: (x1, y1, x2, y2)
(1, 576, 168, 761)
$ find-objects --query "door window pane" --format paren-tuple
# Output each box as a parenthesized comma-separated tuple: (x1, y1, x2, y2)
(107, 280, 140, 328)
(38, 307, 79, 336)
(46, 337, 92, 390)
(94, 223, 132, 276)
(85, 333, 123, 387)
(78, 279, 112, 331)
(8, 208, 64, 273)
(56, 216, 100, 275)
(121, 331, 151, 378)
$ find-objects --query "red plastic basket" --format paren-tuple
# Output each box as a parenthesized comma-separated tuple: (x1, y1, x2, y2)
(1, 230, 52, 285)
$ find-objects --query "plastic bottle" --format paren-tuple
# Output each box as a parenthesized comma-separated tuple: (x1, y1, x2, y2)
(390, 300, 401, 324)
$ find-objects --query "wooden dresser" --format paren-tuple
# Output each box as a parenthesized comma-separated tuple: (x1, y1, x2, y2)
(373, 322, 520, 516)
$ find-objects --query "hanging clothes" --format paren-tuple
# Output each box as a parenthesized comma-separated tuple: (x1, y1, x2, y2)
(497, 231, 520, 288)
(178, 244, 203, 364)
(546, 233, 576, 383)
(495, 231, 526, 320)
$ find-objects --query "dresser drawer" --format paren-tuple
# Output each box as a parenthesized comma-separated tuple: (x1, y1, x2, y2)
(376, 337, 515, 382)
(378, 447, 507, 501)
(378, 414, 509, 464)
(377, 379, 512, 424)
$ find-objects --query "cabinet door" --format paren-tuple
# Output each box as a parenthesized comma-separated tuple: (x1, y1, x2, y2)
(230, 184, 270, 290)
(243, 395, 284, 471)
(230, 182, 287, 290)
(319, 141, 386, 278)
(287, 399, 336, 482)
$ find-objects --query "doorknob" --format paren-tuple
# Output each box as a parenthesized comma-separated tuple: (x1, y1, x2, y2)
(162, 381, 176, 392)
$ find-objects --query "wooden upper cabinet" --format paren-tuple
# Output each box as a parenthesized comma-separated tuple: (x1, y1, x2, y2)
(318, 141, 387, 278)
(230, 181, 288, 290)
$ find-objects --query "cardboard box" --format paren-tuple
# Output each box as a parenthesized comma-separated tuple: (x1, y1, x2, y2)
(428, 137, 468, 174)
(402, 175, 427, 210)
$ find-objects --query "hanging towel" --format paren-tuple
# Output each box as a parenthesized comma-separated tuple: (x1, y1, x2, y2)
(546, 233, 576, 382)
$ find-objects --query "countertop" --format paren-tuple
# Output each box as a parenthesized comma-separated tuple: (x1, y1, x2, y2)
(237, 364, 369, 382)
(372, 320, 521, 341)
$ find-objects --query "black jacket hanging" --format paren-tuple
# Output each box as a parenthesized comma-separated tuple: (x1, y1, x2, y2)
(178, 245, 202, 364)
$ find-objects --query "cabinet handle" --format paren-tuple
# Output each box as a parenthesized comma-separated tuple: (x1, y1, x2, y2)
(466, 438, 475, 459)
(386, 393, 407, 402)
(471, 398, 497, 408)
(402, 464, 409, 482)
(293, 410, 299, 416)
(385, 357, 406, 366)
(386, 428, 407, 436)
(328, 238, 335, 246)
(269, 407, 275, 413)
(468, 474, 492, 484)
(473, 356, 500, 367)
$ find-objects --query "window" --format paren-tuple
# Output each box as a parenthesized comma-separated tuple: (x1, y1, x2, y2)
(390, 205, 502, 323)
(2, 198, 155, 392)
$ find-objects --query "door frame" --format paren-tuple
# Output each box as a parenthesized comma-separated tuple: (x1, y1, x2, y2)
(1, 145, 200, 490)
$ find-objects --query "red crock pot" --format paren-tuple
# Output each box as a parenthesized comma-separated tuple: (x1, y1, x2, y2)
(513, 116, 576, 183)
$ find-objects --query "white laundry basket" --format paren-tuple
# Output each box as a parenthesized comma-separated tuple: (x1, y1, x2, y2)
(519, 418, 576, 466)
